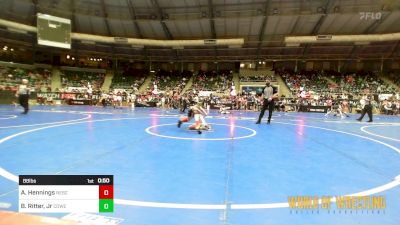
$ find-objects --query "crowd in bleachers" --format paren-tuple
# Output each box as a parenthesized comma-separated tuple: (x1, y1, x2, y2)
(192, 70, 233, 94)
(60, 70, 105, 92)
(279, 70, 330, 96)
(240, 74, 275, 82)
(380, 97, 400, 115)
(110, 68, 147, 91)
(1, 63, 399, 115)
(0, 66, 51, 92)
(279, 70, 398, 97)
(270, 69, 399, 114)
(150, 70, 192, 94)
(329, 71, 397, 94)
(239, 74, 276, 82)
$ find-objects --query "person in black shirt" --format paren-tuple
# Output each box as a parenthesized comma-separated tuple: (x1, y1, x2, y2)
(356, 95, 373, 122)
(180, 96, 189, 113)
(256, 80, 278, 124)
(16, 79, 30, 114)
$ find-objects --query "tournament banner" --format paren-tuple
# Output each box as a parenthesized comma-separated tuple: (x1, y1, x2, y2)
(37, 92, 61, 100)
(198, 91, 214, 97)
(241, 85, 279, 95)
(210, 103, 233, 110)
(61, 93, 77, 99)
(241, 86, 264, 94)
(300, 105, 329, 113)
(66, 87, 88, 93)
(378, 94, 397, 101)
(67, 99, 93, 105)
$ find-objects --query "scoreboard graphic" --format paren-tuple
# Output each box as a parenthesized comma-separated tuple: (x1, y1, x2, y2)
(19, 175, 113, 213)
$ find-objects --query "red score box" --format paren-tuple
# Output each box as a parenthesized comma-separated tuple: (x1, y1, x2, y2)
(99, 185, 114, 199)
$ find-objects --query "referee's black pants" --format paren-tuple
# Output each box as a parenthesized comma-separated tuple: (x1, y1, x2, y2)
(18, 94, 29, 114)
(180, 101, 187, 113)
(358, 104, 373, 121)
(257, 99, 274, 123)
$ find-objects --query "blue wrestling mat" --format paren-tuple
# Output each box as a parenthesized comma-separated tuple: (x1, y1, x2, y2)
(0, 105, 399, 225)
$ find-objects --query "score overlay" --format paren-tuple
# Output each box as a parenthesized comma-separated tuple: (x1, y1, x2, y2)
(19, 175, 113, 213)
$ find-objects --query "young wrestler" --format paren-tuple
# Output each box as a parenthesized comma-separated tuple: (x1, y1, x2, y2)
(177, 103, 210, 134)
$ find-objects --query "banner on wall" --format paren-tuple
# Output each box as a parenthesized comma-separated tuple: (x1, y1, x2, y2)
(241, 86, 264, 94)
(66, 87, 87, 92)
(378, 93, 397, 101)
(198, 91, 214, 97)
(61, 93, 76, 99)
(241, 85, 279, 95)
(37, 92, 61, 99)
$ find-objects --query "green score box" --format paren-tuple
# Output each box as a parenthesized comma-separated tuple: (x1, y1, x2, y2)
(99, 199, 114, 212)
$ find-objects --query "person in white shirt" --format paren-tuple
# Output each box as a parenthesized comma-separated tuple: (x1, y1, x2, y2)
(193, 95, 199, 103)
(129, 93, 136, 109)
(219, 104, 231, 114)
(230, 85, 237, 97)
(113, 92, 123, 109)
(161, 96, 166, 109)
(383, 101, 392, 115)
(87, 83, 93, 99)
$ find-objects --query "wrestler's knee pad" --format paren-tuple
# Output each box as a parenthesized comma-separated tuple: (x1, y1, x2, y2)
(180, 116, 189, 122)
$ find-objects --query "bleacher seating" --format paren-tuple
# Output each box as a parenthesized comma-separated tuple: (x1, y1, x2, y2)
(111, 68, 147, 90)
(279, 69, 399, 99)
(151, 70, 192, 93)
(239, 69, 276, 82)
(0, 66, 51, 92)
(192, 70, 233, 93)
(329, 71, 397, 94)
(279, 70, 330, 95)
(61, 70, 105, 91)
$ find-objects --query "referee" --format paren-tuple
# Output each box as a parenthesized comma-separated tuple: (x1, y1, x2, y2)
(256, 80, 278, 124)
(16, 79, 30, 114)
(356, 95, 373, 122)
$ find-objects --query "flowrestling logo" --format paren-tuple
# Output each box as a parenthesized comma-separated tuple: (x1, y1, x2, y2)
(359, 12, 382, 20)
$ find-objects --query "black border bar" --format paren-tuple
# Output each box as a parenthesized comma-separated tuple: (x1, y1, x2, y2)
(19, 175, 113, 185)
